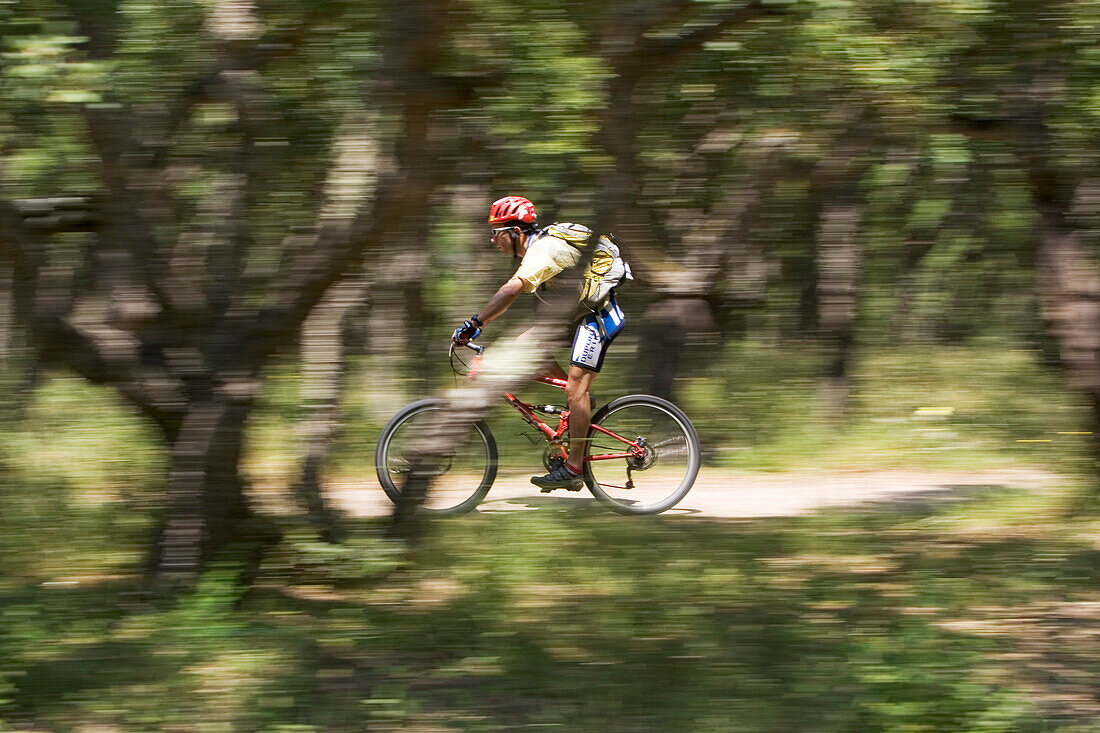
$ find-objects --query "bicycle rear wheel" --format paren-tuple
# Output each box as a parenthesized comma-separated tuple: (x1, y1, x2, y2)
(583, 395, 700, 515)
(375, 399, 497, 515)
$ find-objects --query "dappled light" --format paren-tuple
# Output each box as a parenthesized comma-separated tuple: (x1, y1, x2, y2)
(2, 0, 1100, 729)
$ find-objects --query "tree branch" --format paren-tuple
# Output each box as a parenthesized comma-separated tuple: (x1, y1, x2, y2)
(147, 64, 227, 172)
(2, 196, 186, 430)
(81, 97, 182, 325)
(243, 0, 457, 360)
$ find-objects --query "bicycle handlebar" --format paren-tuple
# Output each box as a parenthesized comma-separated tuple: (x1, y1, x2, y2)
(449, 338, 568, 390)
(449, 340, 485, 357)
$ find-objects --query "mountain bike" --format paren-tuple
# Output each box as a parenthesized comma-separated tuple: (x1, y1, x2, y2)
(374, 342, 701, 516)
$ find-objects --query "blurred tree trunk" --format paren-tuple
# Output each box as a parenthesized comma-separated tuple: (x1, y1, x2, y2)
(1035, 223, 1100, 459)
(0, 264, 11, 371)
(798, 264, 819, 335)
(0, 262, 37, 416)
(367, 247, 435, 407)
(157, 389, 264, 572)
(815, 193, 864, 419)
(291, 243, 439, 539)
(0, 0, 469, 582)
(293, 269, 370, 539)
(636, 157, 775, 399)
(402, 243, 436, 390)
(638, 298, 715, 400)
(590, 2, 775, 399)
(812, 114, 874, 420)
(0, 198, 97, 405)
(1016, 76, 1100, 474)
(894, 241, 937, 343)
(891, 154, 936, 342)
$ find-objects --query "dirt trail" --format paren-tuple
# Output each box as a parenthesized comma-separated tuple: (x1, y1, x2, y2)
(328, 467, 1059, 518)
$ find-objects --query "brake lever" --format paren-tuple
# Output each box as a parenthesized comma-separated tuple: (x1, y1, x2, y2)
(448, 341, 485, 380)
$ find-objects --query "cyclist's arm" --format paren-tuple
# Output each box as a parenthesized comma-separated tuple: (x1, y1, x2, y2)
(478, 277, 525, 326)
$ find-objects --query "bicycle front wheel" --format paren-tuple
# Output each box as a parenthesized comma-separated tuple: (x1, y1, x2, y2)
(583, 395, 700, 515)
(375, 399, 497, 515)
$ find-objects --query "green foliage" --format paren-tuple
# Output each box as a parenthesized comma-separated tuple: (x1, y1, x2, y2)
(0, 376, 160, 581)
(3, 484, 1100, 730)
(3, 0, 1100, 727)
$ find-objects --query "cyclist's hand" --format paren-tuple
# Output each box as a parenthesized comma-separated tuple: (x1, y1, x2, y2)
(451, 316, 482, 345)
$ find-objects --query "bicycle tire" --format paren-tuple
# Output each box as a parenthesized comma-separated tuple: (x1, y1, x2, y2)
(583, 394, 700, 515)
(375, 399, 498, 515)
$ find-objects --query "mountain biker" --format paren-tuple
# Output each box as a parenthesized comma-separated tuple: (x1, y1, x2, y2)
(451, 195, 626, 491)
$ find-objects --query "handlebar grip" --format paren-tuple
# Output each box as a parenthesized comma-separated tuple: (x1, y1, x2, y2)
(449, 341, 485, 356)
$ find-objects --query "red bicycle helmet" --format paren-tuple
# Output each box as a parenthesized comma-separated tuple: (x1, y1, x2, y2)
(488, 196, 537, 227)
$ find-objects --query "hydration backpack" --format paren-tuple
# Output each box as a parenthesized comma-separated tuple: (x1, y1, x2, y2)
(579, 232, 633, 311)
(537, 223, 632, 310)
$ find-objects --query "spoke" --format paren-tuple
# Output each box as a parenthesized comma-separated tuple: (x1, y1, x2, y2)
(379, 405, 495, 513)
(651, 436, 686, 449)
(585, 399, 698, 514)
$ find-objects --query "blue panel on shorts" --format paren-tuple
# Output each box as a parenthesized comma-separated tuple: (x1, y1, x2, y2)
(570, 294, 624, 372)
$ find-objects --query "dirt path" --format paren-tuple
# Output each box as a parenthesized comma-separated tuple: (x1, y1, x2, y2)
(328, 466, 1060, 518)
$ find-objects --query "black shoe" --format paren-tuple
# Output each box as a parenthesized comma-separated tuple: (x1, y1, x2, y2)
(531, 463, 583, 492)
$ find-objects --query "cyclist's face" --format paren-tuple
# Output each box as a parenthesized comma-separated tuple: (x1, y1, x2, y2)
(490, 226, 518, 255)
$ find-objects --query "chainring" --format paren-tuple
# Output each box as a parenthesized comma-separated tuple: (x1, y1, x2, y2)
(543, 442, 568, 472)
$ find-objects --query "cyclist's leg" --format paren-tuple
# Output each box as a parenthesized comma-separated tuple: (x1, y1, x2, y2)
(516, 326, 568, 380)
(564, 364, 598, 470)
(530, 308, 622, 490)
(565, 304, 624, 469)
(530, 362, 595, 490)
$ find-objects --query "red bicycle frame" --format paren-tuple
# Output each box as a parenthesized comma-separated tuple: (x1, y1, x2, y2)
(468, 353, 643, 464)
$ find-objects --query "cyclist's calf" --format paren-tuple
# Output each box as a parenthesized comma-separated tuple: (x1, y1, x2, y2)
(564, 366, 597, 411)
(563, 365, 599, 469)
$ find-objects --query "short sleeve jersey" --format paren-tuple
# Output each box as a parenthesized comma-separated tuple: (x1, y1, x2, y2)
(512, 224, 588, 293)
